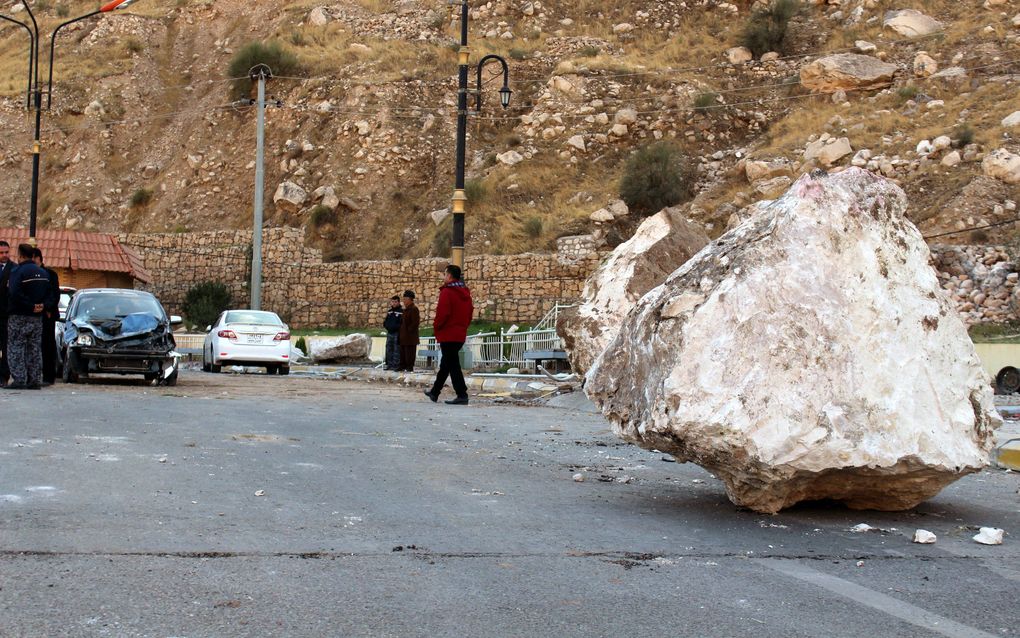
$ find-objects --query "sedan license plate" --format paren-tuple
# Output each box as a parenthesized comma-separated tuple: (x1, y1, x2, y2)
(244, 334, 262, 344)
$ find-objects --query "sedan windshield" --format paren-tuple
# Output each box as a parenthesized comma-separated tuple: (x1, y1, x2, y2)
(225, 311, 283, 326)
(74, 293, 165, 321)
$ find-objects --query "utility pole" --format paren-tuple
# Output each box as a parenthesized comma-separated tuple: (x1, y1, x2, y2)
(451, 0, 470, 270)
(449, 1, 512, 273)
(249, 64, 271, 311)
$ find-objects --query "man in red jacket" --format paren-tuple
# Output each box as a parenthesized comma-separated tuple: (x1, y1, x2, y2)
(423, 264, 474, 405)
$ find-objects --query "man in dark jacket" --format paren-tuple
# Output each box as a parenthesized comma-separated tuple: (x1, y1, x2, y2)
(32, 248, 60, 385)
(423, 264, 474, 405)
(0, 240, 13, 385)
(397, 290, 420, 372)
(383, 295, 403, 371)
(4, 244, 50, 389)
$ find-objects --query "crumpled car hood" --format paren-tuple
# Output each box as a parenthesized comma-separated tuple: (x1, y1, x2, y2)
(65, 312, 170, 345)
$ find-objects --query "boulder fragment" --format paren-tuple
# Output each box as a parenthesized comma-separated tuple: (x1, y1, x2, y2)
(800, 54, 898, 93)
(273, 181, 308, 213)
(558, 208, 709, 374)
(883, 9, 943, 37)
(309, 334, 372, 363)
(584, 168, 1000, 514)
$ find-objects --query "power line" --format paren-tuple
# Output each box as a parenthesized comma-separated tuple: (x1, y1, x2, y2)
(924, 217, 1020, 241)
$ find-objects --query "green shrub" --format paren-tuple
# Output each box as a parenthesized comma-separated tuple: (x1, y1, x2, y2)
(432, 221, 452, 258)
(227, 41, 302, 98)
(295, 336, 308, 356)
(524, 216, 543, 238)
(56, 4, 70, 17)
(740, 0, 799, 57)
(465, 178, 487, 204)
(896, 85, 919, 100)
(509, 48, 529, 61)
(694, 91, 719, 112)
(129, 188, 153, 208)
(619, 142, 697, 217)
(124, 38, 144, 54)
(954, 124, 975, 147)
(309, 205, 337, 228)
(577, 45, 600, 58)
(182, 281, 232, 329)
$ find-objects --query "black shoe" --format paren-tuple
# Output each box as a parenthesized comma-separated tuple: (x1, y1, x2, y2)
(3, 383, 27, 390)
(423, 390, 438, 403)
(445, 396, 469, 405)
(27, 384, 41, 390)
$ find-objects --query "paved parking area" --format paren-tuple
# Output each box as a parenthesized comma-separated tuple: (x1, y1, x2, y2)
(1, 372, 1017, 637)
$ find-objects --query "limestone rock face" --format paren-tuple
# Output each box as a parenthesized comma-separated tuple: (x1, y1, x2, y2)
(584, 168, 1000, 514)
(800, 54, 898, 93)
(309, 333, 372, 363)
(558, 208, 709, 374)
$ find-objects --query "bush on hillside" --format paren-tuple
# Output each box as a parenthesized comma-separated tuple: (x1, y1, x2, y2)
(228, 42, 302, 98)
(182, 281, 232, 330)
(740, 0, 800, 58)
(619, 143, 696, 217)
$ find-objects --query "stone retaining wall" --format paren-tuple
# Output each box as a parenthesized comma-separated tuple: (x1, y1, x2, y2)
(118, 230, 1020, 329)
(119, 228, 598, 328)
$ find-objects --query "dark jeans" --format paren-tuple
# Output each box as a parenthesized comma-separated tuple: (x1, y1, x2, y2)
(430, 342, 466, 398)
(41, 316, 56, 383)
(385, 332, 400, 369)
(399, 345, 417, 372)
(8, 314, 42, 387)
(0, 317, 8, 383)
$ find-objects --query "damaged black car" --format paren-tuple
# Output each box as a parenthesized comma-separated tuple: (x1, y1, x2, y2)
(59, 289, 182, 386)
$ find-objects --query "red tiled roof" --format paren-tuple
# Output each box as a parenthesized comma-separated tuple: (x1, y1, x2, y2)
(0, 228, 152, 284)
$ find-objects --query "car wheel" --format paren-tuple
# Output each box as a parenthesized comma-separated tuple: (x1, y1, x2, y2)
(62, 349, 80, 384)
(266, 364, 279, 375)
(202, 348, 211, 373)
(278, 365, 290, 376)
(164, 369, 179, 387)
(210, 360, 221, 373)
(996, 367, 1020, 394)
(144, 372, 158, 384)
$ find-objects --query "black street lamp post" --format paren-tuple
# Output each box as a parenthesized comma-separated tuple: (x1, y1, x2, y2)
(450, 0, 511, 271)
(0, 0, 140, 243)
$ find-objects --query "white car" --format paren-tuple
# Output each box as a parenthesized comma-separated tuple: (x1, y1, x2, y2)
(202, 310, 292, 375)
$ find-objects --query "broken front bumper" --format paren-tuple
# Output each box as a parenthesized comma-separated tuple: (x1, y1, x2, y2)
(73, 346, 178, 377)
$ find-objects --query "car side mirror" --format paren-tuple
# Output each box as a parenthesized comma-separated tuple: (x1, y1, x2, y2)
(170, 315, 183, 326)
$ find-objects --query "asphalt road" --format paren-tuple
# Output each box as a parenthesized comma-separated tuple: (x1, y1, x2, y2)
(1, 371, 1018, 637)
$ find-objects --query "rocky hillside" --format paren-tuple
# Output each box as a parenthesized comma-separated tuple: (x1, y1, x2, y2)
(0, 0, 1017, 261)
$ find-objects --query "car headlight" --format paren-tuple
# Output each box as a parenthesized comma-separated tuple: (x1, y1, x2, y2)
(76, 334, 94, 346)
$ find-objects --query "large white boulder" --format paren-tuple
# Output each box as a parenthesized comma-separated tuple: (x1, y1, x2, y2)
(584, 168, 1000, 514)
(800, 54, 898, 93)
(558, 208, 709, 374)
(309, 334, 372, 363)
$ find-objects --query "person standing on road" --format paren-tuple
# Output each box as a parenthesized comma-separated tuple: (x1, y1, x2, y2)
(397, 290, 420, 372)
(0, 240, 13, 385)
(383, 295, 403, 371)
(32, 248, 60, 386)
(423, 264, 474, 406)
(4, 244, 50, 390)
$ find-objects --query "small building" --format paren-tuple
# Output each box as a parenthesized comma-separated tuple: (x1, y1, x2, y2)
(0, 228, 152, 289)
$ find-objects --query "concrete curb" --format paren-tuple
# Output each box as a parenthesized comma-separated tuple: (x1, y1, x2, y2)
(291, 365, 574, 399)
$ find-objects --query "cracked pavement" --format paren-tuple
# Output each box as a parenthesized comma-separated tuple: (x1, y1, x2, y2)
(1, 372, 1018, 637)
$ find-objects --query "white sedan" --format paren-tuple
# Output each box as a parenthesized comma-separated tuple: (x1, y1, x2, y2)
(202, 310, 292, 375)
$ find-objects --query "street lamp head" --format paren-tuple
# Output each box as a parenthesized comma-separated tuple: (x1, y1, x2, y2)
(100, 0, 140, 12)
(499, 85, 512, 109)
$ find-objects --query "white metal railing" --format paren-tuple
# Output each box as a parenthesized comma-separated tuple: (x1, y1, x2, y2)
(534, 303, 576, 332)
(417, 327, 564, 371)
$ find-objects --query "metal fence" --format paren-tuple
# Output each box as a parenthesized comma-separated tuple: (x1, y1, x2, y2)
(416, 327, 565, 371)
